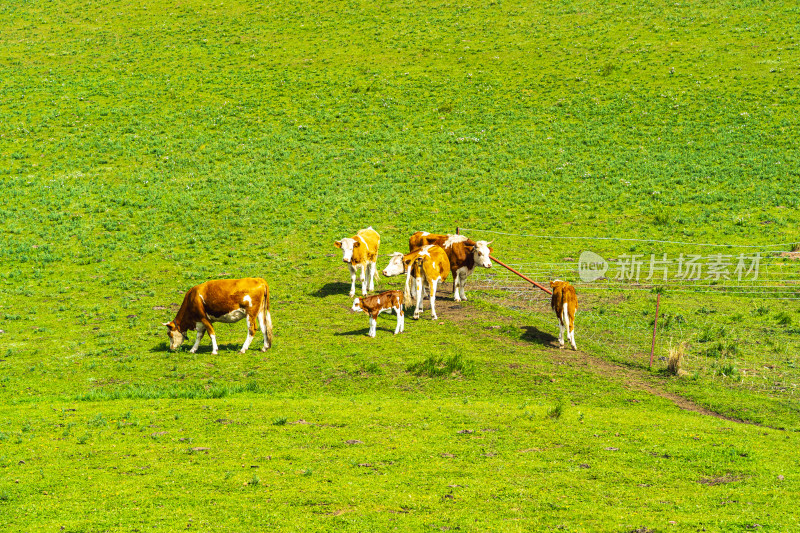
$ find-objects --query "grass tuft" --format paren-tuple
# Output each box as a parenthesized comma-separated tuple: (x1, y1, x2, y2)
(667, 342, 690, 377)
(406, 354, 475, 378)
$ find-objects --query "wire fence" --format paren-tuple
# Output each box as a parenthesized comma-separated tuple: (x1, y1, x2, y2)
(458, 227, 800, 397)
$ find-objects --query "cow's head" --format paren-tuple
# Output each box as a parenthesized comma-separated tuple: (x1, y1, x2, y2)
(335, 237, 359, 263)
(473, 240, 493, 268)
(351, 298, 364, 313)
(382, 252, 408, 277)
(162, 321, 185, 351)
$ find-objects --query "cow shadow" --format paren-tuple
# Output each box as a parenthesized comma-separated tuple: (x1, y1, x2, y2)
(312, 282, 352, 298)
(520, 325, 559, 348)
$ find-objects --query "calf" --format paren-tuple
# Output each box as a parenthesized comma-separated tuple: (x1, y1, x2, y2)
(162, 277, 273, 355)
(351, 290, 405, 337)
(408, 231, 492, 301)
(382, 245, 450, 320)
(335, 226, 380, 297)
(550, 279, 577, 350)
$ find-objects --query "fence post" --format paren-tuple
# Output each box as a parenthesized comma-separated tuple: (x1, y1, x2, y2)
(649, 292, 661, 369)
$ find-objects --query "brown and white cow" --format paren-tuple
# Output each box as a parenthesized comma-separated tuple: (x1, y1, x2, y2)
(408, 232, 492, 302)
(382, 244, 450, 320)
(335, 226, 380, 298)
(162, 278, 273, 355)
(351, 290, 405, 337)
(550, 279, 577, 350)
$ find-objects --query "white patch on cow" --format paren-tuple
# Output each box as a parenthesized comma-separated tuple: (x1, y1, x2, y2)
(356, 234, 371, 253)
(473, 241, 493, 268)
(444, 234, 468, 248)
(382, 252, 406, 277)
(421, 231, 430, 236)
(243, 295, 252, 306)
(418, 245, 432, 257)
(209, 308, 247, 323)
(240, 316, 254, 353)
(338, 237, 356, 263)
(210, 334, 219, 355)
(352, 298, 363, 313)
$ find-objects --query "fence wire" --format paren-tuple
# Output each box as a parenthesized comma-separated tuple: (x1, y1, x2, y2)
(460, 228, 800, 398)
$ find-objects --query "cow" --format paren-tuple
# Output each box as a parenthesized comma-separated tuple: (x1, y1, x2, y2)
(351, 290, 405, 337)
(335, 227, 381, 298)
(382, 244, 450, 320)
(550, 279, 577, 350)
(162, 278, 273, 355)
(408, 231, 492, 302)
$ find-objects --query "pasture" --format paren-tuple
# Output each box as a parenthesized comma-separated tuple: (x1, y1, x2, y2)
(1, 0, 799, 530)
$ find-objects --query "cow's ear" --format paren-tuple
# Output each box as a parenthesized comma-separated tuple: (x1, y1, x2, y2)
(334, 241, 342, 249)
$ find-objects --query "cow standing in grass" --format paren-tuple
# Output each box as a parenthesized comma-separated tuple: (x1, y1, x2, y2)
(382, 245, 450, 320)
(163, 278, 273, 355)
(550, 279, 577, 350)
(335, 227, 381, 298)
(351, 290, 405, 337)
(408, 231, 492, 302)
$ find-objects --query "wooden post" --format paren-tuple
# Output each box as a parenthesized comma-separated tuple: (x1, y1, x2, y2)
(649, 292, 662, 369)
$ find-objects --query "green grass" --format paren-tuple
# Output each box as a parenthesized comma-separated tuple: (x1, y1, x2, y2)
(1, 0, 800, 530)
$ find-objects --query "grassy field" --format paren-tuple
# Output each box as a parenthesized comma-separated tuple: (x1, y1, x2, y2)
(2, 0, 800, 530)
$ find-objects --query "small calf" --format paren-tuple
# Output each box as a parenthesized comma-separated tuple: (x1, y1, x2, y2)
(352, 290, 405, 338)
(550, 279, 577, 350)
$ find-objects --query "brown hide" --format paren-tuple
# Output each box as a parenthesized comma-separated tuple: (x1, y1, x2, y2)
(408, 232, 478, 275)
(350, 227, 380, 266)
(166, 277, 272, 347)
(549, 280, 578, 332)
(403, 245, 450, 286)
(356, 290, 404, 319)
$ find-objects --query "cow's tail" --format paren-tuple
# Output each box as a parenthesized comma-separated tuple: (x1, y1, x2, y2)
(403, 268, 413, 308)
(262, 282, 274, 348)
(562, 302, 570, 331)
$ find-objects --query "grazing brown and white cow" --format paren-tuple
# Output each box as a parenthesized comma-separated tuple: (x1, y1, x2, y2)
(382, 245, 450, 320)
(335, 226, 381, 298)
(162, 278, 273, 355)
(408, 232, 492, 302)
(549, 279, 577, 350)
(351, 290, 405, 337)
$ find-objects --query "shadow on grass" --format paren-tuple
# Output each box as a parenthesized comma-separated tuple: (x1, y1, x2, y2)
(152, 343, 263, 354)
(311, 282, 352, 298)
(520, 325, 558, 347)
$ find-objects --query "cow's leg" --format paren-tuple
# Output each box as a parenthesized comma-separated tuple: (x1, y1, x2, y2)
(459, 272, 468, 302)
(369, 314, 377, 337)
(240, 315, 256, 354)
(197, 319, 219, 354)
(360, 263, 368, 296)
(562, 303, 574, 350)
(394, 306, 403, 334)
(557, 319, 565, 349)
(453, 271, 462, 302)
(429, 279, 440, 320)
(367, 261, 377, 292)
(348, 263, 357, 298)
(568, 308, 577, 350)
(413, 276, 424, 319)
(189, 324, 206, 353)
